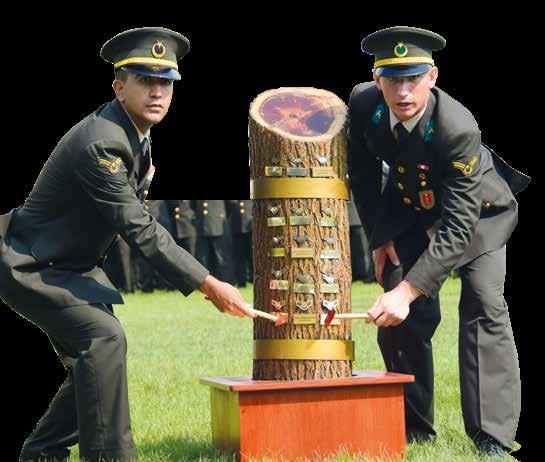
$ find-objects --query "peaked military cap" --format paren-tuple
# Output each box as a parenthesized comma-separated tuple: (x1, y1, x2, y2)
(101, 27, 190, 81)
(361, 26, 445, 77)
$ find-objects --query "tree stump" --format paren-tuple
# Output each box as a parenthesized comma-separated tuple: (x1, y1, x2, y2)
(249, 87, 352, 380)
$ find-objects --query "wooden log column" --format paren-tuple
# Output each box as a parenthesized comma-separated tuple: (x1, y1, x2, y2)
(249, 87, 352, 380)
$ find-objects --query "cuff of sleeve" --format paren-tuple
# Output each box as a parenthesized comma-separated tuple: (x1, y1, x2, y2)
(405, 252, 450, 298)
(179, 264, 210, 297)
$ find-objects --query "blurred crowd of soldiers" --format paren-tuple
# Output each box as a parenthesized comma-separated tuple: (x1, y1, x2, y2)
(103, 199, 376, 292)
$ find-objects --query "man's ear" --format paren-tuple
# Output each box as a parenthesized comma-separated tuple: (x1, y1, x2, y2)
(429, 67, 439, 89)
(373, 72, 382, 91)
(113, 79, 125, 103)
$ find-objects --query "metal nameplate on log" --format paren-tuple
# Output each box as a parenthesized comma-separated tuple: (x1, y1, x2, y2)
(268, 217, 286, 227)
(270, 247, 285, 257)
(320, 218, 337, 227)
(286, 167, 309, 177)
(269, 280, 289, 290)
(321, 249, 341, 259)
(265, 166, 283, 177)
(293, 314, 318, 325)
(293, 283, 315, 294)
(312, 167, 334, 178)
(320, 283, 340, 293)
(289, 216, 312, 226)
(291, 248, 314, 258)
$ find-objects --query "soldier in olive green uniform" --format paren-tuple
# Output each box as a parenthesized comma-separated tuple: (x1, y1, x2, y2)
(193, 200, 234, 283)
(0, 28, 254, 462)
(166, 199, 198, 257)
(348, 27, 530, 459)
(227, 199, 254, 287)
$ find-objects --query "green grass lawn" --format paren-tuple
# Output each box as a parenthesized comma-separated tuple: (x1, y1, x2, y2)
(68, 278, 519, 461)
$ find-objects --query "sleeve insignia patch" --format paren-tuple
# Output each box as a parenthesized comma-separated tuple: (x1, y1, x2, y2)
(98, 157, 123, 174)
(452, 154, 478, 176)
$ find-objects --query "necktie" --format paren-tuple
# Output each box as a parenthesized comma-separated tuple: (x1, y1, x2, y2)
(394, 122, 409, 144)
(139, 137, 151, 182)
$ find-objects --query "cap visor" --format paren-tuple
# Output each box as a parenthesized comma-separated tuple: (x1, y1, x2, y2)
(121, 64, 181, 81)
(376, 63, 431, 77)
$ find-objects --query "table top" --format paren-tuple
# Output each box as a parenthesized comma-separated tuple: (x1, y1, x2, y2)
(200, 370, 414, 392)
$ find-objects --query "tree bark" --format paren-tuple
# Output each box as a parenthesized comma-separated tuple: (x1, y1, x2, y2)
(249, 88, 352, 380)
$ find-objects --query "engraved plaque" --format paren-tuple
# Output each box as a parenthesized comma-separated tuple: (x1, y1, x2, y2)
(293, 313, 317, 325)
(269, 280, 289, 290)
(312, 167, 334, 177)
(268, 217, 286, 227)
(270, 247, 285, 257)
(265, 166, 283, 177)
(293, 283, 315, 294)
(291, 248, 314, 258)
(286, 167, 309, 177)
(290, 216, 312, 226)
(320, 283, 340, 293)
(321, 249, 341, 259)
(320, 217, 337, 227)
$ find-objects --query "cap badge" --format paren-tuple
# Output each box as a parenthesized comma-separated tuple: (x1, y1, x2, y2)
(152, 41, 166, 59)
(394, 42, 408, 57)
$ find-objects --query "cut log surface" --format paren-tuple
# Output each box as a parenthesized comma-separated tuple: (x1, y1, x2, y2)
(249, 88, 353, 380)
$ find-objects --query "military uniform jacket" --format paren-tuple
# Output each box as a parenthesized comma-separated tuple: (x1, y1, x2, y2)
(192, 200, 227, 237)
(0, 98, 209, 308)
(348, 82, 530, 298)
(165, 200, 197, 239)
(227, 200, 253, 234)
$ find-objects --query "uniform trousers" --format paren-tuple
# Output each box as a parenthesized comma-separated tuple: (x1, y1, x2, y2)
(8, 301, 137, 462)
(379, 227, 520, 449)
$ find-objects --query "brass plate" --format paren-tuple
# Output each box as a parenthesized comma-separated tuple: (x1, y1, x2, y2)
(268, 217, 286, 227)
(320, 283, 340, 293)
(312, 167, 334, 177)
(269, 280, 289, 290)
(293, 283, 315, 294)
(321, 249, 341, 259)
(291, 248, 314, 258)
(289, 216, 312, 226)
(293, 314, 317, 325)
(265, 166, 283, 177)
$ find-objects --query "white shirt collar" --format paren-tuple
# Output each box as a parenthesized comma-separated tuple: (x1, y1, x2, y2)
(389, 106, 426, 134)
(120, 103, 150, 143)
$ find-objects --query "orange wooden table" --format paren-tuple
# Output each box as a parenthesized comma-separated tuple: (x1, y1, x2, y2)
(200, 370, 414, 461)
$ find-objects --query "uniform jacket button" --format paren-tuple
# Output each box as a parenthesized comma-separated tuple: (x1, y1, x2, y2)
(203, 202, 209, 207)
(203, 210, 209, 215)
(397, 166, 406, 174)
(484, 202, 492, 208)
(49, 261, 54, 266)
(175, 207, 180, 213)
(397, 183, 404, 190)
(175, 214, 180, 219)
(403, 197, 412, 205)
(239, 201, 244, 206)
(420, 181, 427, 187)
(240, 209, 245, 214)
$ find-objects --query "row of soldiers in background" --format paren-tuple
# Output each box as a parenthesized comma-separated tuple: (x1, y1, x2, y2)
(103, 199, 376, 293)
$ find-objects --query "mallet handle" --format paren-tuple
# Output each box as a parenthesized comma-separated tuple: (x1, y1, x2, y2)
(333, 313, 369, 320)
(249, 307, 280, 321)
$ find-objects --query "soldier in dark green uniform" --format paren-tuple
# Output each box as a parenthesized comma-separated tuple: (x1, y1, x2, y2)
(166, 200, 198, 257)
(227, 200, 254, 287)
(193, 200, 234, 284)
(0, 27, 255, 462)
(348, 26, 530, 460)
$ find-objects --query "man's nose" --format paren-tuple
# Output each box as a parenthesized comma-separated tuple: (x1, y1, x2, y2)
(149, 83, 164, 97)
